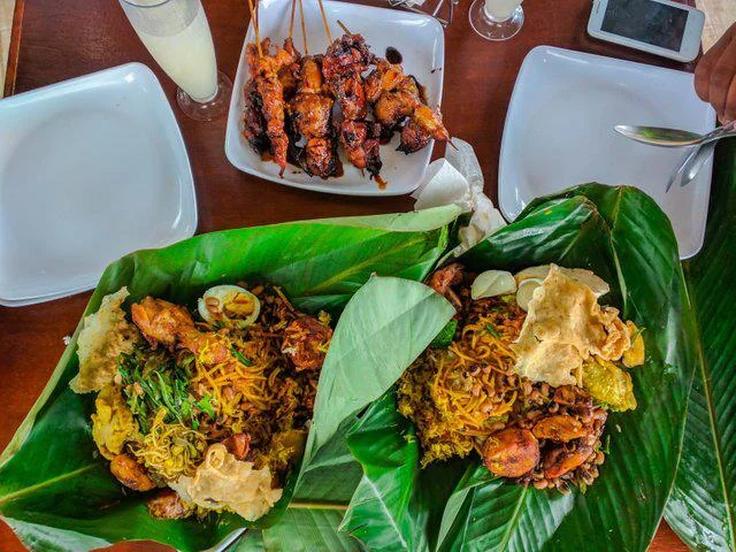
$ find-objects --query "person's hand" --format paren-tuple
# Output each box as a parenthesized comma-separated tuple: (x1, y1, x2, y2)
(695, 21, 736, 122)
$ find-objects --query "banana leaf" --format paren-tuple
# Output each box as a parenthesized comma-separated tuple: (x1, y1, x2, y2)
(0, 207, 460, 552)
(237, 275, 455, 550)
(341, 184, 698, 552)
(664, 138, 736, 551)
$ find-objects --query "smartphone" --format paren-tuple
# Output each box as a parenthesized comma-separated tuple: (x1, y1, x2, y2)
(588, 0, 705, 62)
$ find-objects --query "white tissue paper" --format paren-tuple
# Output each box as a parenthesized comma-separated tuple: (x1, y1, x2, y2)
(412, 138, 507, 256)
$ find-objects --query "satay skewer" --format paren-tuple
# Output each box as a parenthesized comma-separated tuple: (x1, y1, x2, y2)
(317, 0, 333, 43)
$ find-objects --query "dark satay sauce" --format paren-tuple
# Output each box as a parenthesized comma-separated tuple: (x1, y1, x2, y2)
(385, 47, 403, 65)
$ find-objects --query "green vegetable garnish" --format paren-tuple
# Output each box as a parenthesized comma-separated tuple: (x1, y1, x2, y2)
(231, 346, 253, 366)
(196, 395, 215, 418)
(118, 345, 203, 432)
(485, 324, 501, 338)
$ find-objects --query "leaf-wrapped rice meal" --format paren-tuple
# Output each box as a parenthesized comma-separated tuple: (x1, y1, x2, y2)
(398, 262, 643, 492)
(73, 282, 332, 522)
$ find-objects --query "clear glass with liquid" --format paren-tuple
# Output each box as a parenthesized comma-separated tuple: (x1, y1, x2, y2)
(120, 0, 232, 121)
(469, 0, 525, 41)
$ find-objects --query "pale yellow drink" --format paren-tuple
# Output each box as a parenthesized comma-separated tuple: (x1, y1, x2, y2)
(121, 0, 218, 102)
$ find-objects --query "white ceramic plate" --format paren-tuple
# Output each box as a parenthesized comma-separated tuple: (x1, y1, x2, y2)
(225, 0, 445, 196)
(0, 63, 197, 307)
(499, 46, 716, 259)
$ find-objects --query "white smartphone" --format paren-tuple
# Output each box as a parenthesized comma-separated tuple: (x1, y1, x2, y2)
(588, 0, 705, 62)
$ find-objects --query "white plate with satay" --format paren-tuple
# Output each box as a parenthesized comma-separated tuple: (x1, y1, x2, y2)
(224, 0, 448, 196)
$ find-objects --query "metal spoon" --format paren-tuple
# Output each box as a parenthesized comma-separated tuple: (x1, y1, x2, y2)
(614, 121, 736, 147)
(666, 141, 717, 191)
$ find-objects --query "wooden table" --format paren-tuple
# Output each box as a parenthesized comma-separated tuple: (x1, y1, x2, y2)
(0, 0, 695, 550)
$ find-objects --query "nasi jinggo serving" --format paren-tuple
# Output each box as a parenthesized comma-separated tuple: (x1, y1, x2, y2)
(69, 283, 332, 521)
(399, 264, 645, 491)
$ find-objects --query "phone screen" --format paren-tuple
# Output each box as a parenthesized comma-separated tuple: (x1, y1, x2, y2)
(601, 0, 689, 51)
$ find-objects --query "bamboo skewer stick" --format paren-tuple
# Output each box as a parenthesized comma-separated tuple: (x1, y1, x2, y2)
(299, 0, 309, 54)
(317, 0, 333, 43)
(289, 0, 297, 40)
(336, 19, 351, 34)
(246, 0, 262, 57)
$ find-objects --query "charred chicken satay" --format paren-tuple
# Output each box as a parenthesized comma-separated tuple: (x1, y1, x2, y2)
(365, 58, 450, 153)
(322, 33, 383, 178)
(278, 37, 302, 102)
(288, 56, 340, 178)
(245, 38, 299, 175)
(242, 78, 270, 155)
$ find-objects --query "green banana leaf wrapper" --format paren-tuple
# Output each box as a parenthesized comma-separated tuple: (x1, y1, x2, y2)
(664, 138, 736, 551)
(339, 184, 698, 552)
(0, 180, 705, 552)
(0, 207, 461, 552)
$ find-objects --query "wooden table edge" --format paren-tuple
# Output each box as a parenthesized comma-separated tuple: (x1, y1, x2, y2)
(4, 0, 26, 97)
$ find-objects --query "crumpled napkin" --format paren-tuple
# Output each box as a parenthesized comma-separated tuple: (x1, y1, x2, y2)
(412, 138, 507, 256)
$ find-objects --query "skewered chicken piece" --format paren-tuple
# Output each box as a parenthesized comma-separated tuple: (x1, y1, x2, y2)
(322, 33, 382, 178)
(244, 38, 299, 175)
(321, 32, 374, 81)
(278, 37, 302, 102)
(288, 56, 340, 178)
(242, 78, 270, 155)
(365, 58, 450, 153)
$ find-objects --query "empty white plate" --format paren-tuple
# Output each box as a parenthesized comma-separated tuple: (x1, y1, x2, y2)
(0, 63, 197, 306)
(499, 46, 716, 259)
(225, 0, 445, 196)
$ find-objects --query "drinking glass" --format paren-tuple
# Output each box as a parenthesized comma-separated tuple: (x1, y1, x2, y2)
(119, 0, 233, 121)
(469, 0, 524, 41)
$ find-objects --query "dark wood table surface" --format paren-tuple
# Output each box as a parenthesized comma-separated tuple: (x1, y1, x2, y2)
(1, 0, 696, 550)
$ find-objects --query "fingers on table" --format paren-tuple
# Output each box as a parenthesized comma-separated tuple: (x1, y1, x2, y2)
(694, 24, 736, 122)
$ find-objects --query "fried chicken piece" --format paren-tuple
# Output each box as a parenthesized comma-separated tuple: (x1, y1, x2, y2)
(483, 428, 540, 478)
(222, 433, 252, 461)
(543, 445, 594, 479)
(147, 489, 192, 519)
(131, 297, 195, 348)
(281, 316, 333, 371)
(427, 263, 464, 308)
(110, 454, 156, 492)
(131, 297, 231, 365)
(532, 415, 589, 442)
